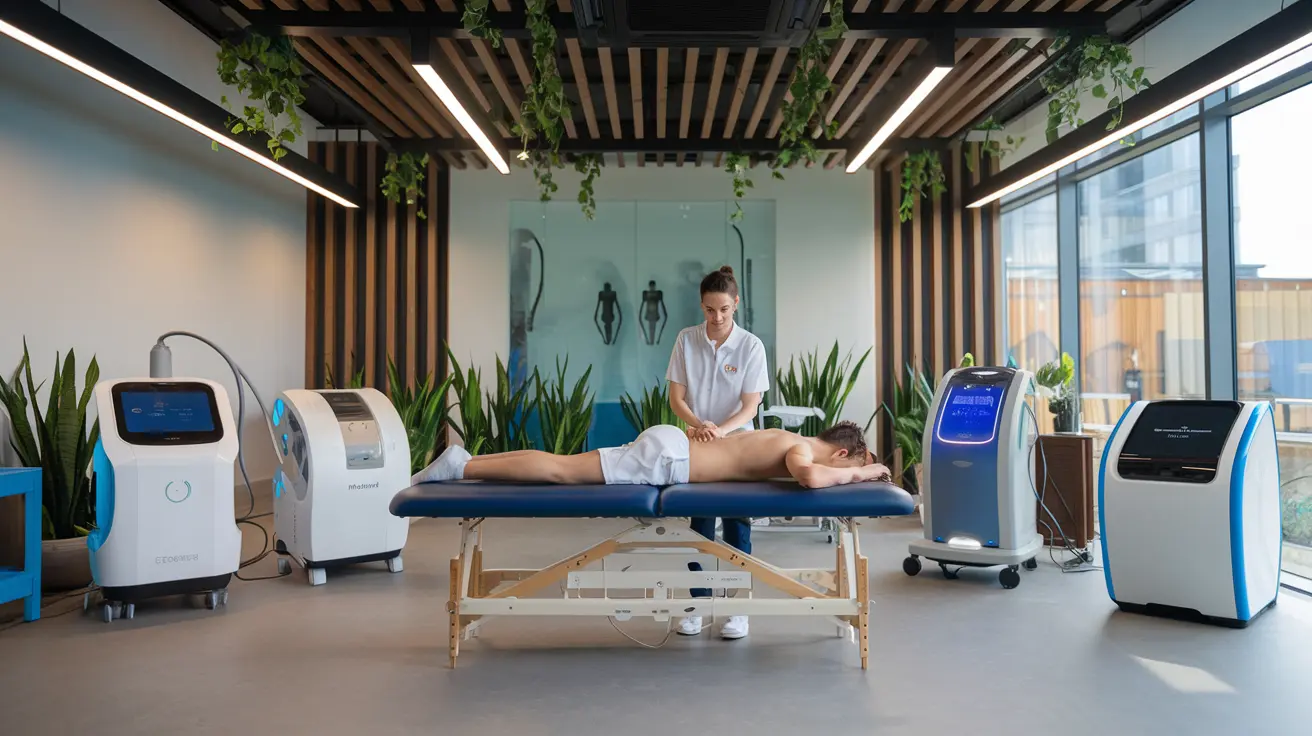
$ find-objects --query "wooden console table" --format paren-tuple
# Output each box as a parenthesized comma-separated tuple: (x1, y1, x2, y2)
(1034, 434, 1096, 549)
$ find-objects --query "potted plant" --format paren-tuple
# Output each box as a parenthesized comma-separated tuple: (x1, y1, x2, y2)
(1036, 352, 1079, 433)
(0, 341, 99, 591)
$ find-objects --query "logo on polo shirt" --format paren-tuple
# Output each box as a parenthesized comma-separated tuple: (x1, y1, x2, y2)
(725, 365, 738, 373)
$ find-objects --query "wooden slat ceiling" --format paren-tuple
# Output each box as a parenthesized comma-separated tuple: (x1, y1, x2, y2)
(233, 0, 1145, 169)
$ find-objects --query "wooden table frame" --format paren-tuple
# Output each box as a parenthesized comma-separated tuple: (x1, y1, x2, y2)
(444, 517, 871, 669)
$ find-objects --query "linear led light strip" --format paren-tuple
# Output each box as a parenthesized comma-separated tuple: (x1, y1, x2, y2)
(413, 64, 509, 175)
(969, 29, 1312, 208)
(846, 66, 954, 174)
(0, 19, 358, 208)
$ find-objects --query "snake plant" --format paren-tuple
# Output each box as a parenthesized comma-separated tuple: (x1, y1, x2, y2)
(773, 342, 871, 437)
(447, 348, 536, 455)
(535, 357, 594, 455)
(620, 383, 686, 434)
(384, 358, 453, 475)
(0, 340, 100, 540)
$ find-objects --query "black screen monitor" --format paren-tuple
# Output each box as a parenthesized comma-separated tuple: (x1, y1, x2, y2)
(112, 382, 225, 446)
(1116, 401, 1243, 484)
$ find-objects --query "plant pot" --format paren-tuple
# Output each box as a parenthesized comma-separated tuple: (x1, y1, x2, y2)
(1053, 407, 1079, 434)
(41, 537, 91, 592)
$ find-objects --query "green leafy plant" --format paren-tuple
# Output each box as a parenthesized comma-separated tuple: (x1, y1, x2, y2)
(1282, 490, 1312, 548)
(0, 340, 100, 540)
(875, 354, 972, 493)
(1036, 352, 1078, 432)
(513, 0, 570, 202)
(446, 349, 536, 455)
(381, 152, 430, 219)
(773, 342, 871, 437)
(574, 154, 603, 220)
(725, 152, 753, 222)
(215, 32, 307, 162)
(324, 356, 364, 389)
(461, 0, 503, 48)
(966, 117, 1024, 174)
(534, 358, 595, 455)
(771, 2, 847, 178)
(620, 383, 687, 434)
(1014, 33, 1150, 145)
(900, 150, 946, 223)
(384, 359, 454, 475)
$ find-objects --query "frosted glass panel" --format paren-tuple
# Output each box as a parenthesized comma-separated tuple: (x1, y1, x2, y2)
(509, 199, 776, 449)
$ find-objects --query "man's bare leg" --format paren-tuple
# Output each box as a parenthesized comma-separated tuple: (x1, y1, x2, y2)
(464, 450, 605, 484)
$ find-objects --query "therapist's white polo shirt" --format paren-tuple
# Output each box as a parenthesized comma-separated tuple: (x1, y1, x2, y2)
(666, 322, 770, 433)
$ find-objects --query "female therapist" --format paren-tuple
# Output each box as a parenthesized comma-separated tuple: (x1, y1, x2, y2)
(666, 265, 770, 640)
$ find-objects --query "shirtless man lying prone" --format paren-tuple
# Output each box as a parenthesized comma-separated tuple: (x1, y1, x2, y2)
(412, 421, 893, 489)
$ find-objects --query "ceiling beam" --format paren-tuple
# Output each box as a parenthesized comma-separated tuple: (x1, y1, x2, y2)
(227, 7, 1112, 42)
(391, 135, 952, 155)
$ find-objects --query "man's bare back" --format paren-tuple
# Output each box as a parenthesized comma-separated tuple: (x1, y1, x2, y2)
(688, 429, 821, 482)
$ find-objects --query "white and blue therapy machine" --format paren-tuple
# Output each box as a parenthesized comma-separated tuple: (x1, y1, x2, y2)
(271, 388, 411, 586)
(904, 366, 1044, 589)
(89, 378, 242, 622)
(1100, 400, 1281, 627)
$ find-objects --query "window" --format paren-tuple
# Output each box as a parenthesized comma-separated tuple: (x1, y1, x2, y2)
(1231, 81, 1312, 581)
(1077, 134, 1204, 434)
(1001, 194, 1059, 375)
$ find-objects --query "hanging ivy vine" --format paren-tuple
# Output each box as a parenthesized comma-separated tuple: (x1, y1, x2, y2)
(770, 1, 848, 179)
(380, 152, 430, 219)
(1009, 33, 1150, 145)
(461, 0, 503, 48)
(506, 0, 575, 207)
(900, 150, 946, 223)
(725, 152, 754, 222)
(574, 154, 602, 220)
(966, 117, 1024, 174)
(215, 32, 307, 161)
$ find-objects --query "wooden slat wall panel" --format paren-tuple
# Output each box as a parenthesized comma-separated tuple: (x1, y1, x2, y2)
(873, 144, 1001, 476)
(306, 141, 450, 393)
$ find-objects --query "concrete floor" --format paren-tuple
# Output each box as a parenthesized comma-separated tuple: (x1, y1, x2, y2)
(2, 513, 1311, 736)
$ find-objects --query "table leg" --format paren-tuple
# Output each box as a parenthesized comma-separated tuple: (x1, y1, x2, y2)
(24, 484, 40, 622)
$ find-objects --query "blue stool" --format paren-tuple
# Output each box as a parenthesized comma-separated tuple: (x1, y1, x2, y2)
(0, 468, 42, 622)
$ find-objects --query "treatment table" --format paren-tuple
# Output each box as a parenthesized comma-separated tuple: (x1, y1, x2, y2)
(389, 479, 914, 669)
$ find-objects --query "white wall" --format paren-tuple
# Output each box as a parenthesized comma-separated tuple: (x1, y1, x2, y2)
(0, 0, 312, 479)
(449, 163, 879, 433)
(1001, 0, 1296, 165)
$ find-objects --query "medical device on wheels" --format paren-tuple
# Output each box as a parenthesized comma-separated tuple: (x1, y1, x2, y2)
(272, 388, 411, 586)
(904, 366, 1043, 589)
(88, 378, 241, 622)
(1099, 400, 1281, 627)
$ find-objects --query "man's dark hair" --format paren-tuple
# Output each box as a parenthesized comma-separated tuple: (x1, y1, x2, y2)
(817, 421, 870, 462)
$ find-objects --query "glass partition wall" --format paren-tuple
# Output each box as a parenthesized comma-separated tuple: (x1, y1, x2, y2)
(999, 53, 1312, 586)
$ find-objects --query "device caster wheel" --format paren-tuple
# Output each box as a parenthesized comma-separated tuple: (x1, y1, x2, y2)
(387, 555, 404, 574)
(903, 556, 922, 576)
(308, 568, 327, 586)
(123, 603, 135, 620)
(1023, 557, 1038, 571)
(277, 557, 291, 575)
(1000, 566, 1021, 589)
(219, 588, 229, 606)
(939, 563, 959, 580)
(827, 534, 834, 544)
(101, 603, 114, 623)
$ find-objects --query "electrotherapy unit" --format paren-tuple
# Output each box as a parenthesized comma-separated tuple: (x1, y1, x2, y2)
(904, 366, 1044, 589)
(1100, 400, 1281, 627)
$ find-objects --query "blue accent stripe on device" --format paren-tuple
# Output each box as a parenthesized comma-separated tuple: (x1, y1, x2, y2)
(1098, 404, 1133, 602)
(1230, 404, 1265, 621)
(88, 438, 115, 585)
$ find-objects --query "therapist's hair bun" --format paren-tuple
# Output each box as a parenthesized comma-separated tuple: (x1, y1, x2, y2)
(700, 265, 739, 298)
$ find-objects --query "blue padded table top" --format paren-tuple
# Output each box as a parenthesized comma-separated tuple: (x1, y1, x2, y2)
(389, 480, 913, 520)
(389, 481, 661, 519)
(659, 481, 914, 519)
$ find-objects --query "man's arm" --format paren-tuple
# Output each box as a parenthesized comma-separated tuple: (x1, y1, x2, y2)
(785, 445, 888, 489)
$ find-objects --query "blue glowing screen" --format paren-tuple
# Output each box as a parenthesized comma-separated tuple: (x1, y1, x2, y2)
(120, 391, 216, 434)
(936, 384, 1005, 443)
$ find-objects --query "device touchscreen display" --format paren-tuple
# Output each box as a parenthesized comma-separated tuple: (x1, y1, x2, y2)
(936, 384, 1005, 443)
(113, 382, 224, 445)
(1118, 402, 1242, 463)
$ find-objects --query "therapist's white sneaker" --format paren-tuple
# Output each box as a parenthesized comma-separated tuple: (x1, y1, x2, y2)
(411, 445, 471, 484)
(720, 616, 749, 640)
(676, 616, 704, 636)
